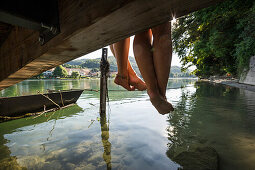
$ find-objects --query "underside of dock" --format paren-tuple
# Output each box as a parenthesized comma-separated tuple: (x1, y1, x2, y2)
(0, 0, 223, 90)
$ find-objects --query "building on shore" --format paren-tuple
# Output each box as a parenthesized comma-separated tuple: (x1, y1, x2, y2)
(42, 69, 54, 77)
(65, 68, 90, 77)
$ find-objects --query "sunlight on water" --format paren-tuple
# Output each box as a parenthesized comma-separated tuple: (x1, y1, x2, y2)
(0, 78, 255, 169)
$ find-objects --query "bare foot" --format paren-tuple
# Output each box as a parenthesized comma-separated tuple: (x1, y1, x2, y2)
(128, 72, 147, 91)
(148, 91, 174, 114)
(150, 96, 174, 114)
(114, 74, 135, 91)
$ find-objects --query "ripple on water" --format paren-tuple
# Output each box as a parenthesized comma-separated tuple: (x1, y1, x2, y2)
(0, 79, 255, 169)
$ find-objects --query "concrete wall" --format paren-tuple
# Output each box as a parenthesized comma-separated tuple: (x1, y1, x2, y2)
(240, 56, 255, 85)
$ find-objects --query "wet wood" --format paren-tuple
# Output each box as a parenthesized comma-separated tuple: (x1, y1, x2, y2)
(100, 48, 108, 114)
(0, 22, 12, 46)
(0, 0, 224, 90)
(0, 89, 84, 117)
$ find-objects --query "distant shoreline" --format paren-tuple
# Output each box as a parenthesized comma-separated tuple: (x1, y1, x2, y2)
(28, 77, 198, 81)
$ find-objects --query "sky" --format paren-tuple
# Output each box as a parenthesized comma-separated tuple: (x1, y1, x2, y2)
(77, 36, 195, 70)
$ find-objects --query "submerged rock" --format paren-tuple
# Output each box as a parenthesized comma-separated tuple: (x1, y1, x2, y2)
(173, 147, 219, 170)
(0, 157, 27, 170)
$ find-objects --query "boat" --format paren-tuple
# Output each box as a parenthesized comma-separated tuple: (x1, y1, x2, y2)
(0, 89, 84, 117)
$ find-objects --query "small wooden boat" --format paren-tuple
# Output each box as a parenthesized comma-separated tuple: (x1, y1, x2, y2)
(0, 89, 84, 117)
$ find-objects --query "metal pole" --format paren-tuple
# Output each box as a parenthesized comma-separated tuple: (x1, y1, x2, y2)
(100, 48, 108, 114)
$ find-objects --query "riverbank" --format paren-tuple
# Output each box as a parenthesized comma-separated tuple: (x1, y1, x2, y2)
(29, 77, 100, 80)
(200, 77, 255, 92)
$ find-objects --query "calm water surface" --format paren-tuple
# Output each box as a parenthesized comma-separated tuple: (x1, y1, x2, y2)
(0, 79, 255, 170)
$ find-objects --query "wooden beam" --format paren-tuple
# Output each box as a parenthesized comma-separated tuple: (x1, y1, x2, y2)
(100, 48, 108, 114)
(0, 0, 224, 90)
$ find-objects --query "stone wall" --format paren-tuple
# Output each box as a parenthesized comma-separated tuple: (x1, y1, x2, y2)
(240, 56, 255, 85)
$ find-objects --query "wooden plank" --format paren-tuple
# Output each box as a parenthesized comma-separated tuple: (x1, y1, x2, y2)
(0, 22, 12, 46)
(100, 48, 108, 114)
(0, 0, 224, 90)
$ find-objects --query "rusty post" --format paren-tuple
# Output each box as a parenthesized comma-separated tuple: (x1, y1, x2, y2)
(100, 48, 108, 114)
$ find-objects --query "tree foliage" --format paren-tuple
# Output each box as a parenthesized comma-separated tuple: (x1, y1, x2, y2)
(71, 71, 80, 79)
(63, 63, 82, 68)
(172, 0, 255, 78)
(80, 57, 119, 72)
(81, 59, 101, 69)
(53, 65, 68, 78)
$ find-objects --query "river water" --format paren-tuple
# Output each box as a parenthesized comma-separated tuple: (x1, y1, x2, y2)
(0, 79, 255, 170)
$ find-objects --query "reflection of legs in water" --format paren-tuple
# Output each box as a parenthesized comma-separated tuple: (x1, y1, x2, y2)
(133, 22, 174, 114)
(110, 38, 146, 91)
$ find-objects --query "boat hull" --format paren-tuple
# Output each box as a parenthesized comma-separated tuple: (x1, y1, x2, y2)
(0, 90, 84, 117)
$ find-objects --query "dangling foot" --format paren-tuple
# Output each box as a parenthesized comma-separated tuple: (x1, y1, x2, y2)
(148, 90, 174, 114)
(114, 74, 135, 91)
(128, 72, 147, 91)
(150, 96, 174, 114)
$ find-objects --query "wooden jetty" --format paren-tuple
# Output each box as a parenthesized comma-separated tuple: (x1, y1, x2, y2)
(0, 0, 224, 90)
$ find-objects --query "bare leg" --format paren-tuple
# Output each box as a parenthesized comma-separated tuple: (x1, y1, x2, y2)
(110, 39, 146, 91)
(111, 38, 134, 91)
(151, 22, 172, 97)
(127, 61, 147, 91)
(134, 30, 173, 114)
(113, 38, 130, 79)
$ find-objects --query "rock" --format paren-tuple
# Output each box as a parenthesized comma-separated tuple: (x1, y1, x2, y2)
(240, 56, 255, 85)
(173, 147, 219, 170)
(0, 157, 27, 170)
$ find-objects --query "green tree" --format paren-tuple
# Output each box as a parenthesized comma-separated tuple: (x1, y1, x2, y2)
(90, 68, 99, 72)
(172, 0, 255, 78)
(81, 59, 100, 68)
(235, 2, 255, 73)
(62, 64, 72, 68)
(71, 71, 80, 79)
(53, 65, 68, 78)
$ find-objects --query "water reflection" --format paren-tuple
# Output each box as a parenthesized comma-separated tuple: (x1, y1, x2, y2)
(0, 78, 196, 101)
(166, 82, 255, 169)
(5, 79, 255, 169)
(100, 112, 112, 170)
(0, 105, 83, 169)
(2, 78, 255, 170)
(0, 79, 193, 169)
(241, 90, 255, 133)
